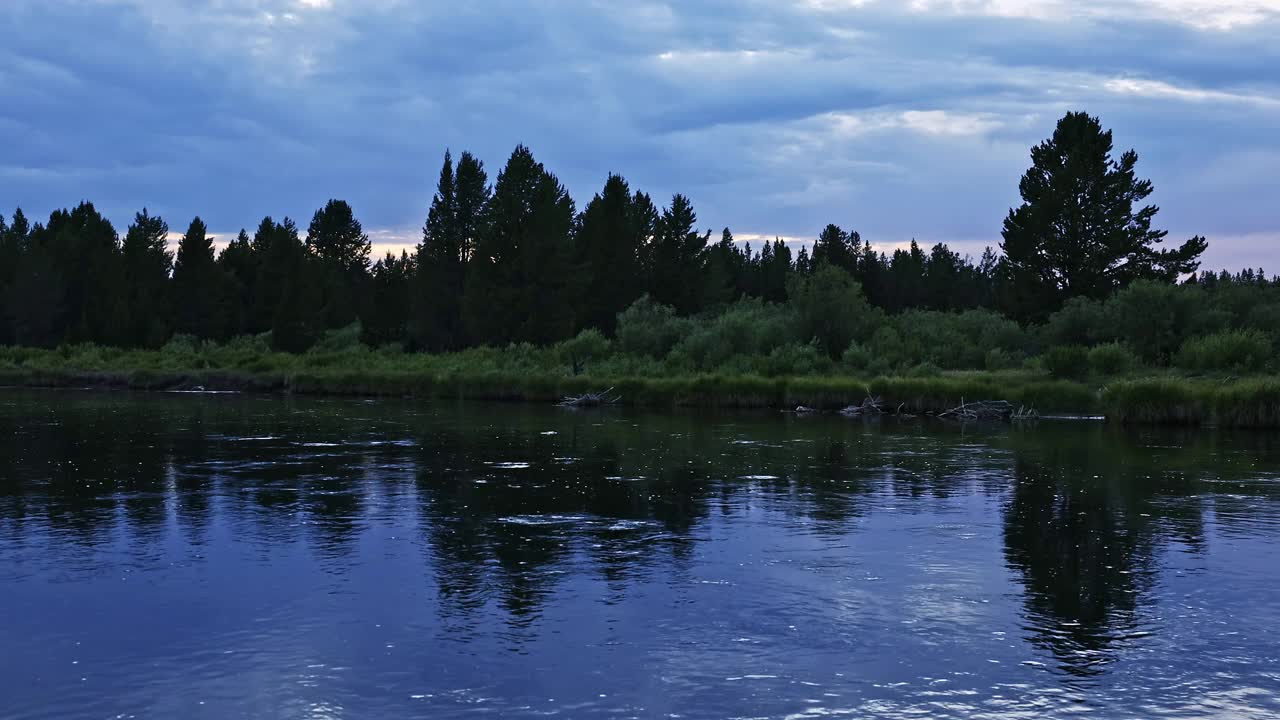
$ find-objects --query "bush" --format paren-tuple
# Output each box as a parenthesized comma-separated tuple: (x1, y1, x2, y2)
(556, 328, 611, 375)
(616, 296, 692, 358)
(310, 322, 365, 354)
(787, 264, 880, 358)
(1043, 345, 1089, 379)
(842, 341, 872, 371)
(1087, 343, 1138, 376)
(1175, 330, 1272, 374)
(761, 342, 829, 377)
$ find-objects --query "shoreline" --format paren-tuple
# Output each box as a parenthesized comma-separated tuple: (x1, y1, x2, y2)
(5, 364, 1280, 428)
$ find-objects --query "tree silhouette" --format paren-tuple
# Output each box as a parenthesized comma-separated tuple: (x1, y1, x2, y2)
(120, 209, 174, 347)
(172, 217, 226, 340)
(1001, 111, 1207, 319)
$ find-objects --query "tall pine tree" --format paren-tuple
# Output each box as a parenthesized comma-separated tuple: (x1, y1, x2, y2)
(1001, 111, 1206, 319)
(575, 174, 647, 334)
(413, 151, 490, 350)
(463, 145, 577, 345)
(648, 194, 709, 315)
(120, 209, 174, 347)
(171, 217, 225, 340)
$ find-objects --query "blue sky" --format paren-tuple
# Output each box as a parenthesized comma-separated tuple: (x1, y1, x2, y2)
(2, 0, 1278, 269)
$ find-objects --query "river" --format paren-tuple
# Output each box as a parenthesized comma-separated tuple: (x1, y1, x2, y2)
(1, 389, 1278, 719)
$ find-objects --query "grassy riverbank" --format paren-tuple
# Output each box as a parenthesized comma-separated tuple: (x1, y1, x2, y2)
(7, 341, 1280, 426)
(0, 342, 1097, 413)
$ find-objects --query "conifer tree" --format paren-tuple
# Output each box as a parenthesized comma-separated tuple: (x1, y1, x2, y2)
(413, 151, 490, 350)
(464, 145, 577, 345)
(217, 229, 256, 336)
(363, 251, 414, 347)
(306, 199, 371, 329)
(648, 194, 709, 315)
(575, 174, 648, 333)
(1001, 111, 1207, 319)
(172, 217, 225, 340)
(120, 209, 174, 346)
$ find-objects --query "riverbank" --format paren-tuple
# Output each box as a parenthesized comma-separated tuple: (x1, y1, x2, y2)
(5, 344, 1280, 426)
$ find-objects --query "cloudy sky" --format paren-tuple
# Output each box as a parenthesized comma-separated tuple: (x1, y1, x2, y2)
(2, 0, 1278, 268)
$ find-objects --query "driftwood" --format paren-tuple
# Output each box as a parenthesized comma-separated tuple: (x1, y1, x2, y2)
(937, 398, 1036, 422)
(840, 393, 884, 418)
(558, 388, 620, 407)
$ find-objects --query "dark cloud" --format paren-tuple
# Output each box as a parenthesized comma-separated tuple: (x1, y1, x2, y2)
(0, 0, 1277, 269)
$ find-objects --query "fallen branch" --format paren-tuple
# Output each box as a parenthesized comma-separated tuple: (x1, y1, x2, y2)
(840, 392, 884, 418)
(937, 398, 1017, 422)
(558, 387, 620, 407)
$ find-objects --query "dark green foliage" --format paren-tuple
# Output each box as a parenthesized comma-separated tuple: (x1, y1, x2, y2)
(306, 199, 371, 329)
(218, 229, 256, 336)
(556, 328, 611, 375)
(1176, 330, 1272, 374)
(362, 252, 414, 347)
(575, 175, 650, 333)
(463, 145, 577, 345)
(5, 242, 65, 348)
(173, 217, 227, 341)
(1001, 112, 1206, 320)
(120, 209, 174, 347)
(1087, 343, 1137, 376)
(787, 263, 877, 358)
(648, 194, 710, 315)
(33, 202, 127, 345)
(616, 296, 691, 358)
(811, 224, 860, 276)
(1043, 346, 1090, 379)
(413, 150, 491, 351)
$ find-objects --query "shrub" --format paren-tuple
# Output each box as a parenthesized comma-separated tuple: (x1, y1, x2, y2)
(310, 322, 365, 354)
(556, 328, 611, 375)
(761, 342, 829, 377)
(616, 296, 692, 358)
(1087, 343, 1138, 376)
(842, 341, 872, 371)
(907, 362, 942, 378)
(1175, 330, 1272, 374)
(1043, 345, 1089, 379)
(787, 264, 881, 358)
(1109, 280, 1203, 364)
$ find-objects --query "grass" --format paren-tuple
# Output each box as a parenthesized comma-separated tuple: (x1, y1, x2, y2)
(6, 341, 1280, 426)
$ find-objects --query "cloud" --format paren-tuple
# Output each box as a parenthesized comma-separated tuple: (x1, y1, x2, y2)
(0, 0, 1277, 271)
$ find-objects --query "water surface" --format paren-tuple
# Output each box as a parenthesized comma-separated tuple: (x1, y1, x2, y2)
(2, 389, 1279, 719)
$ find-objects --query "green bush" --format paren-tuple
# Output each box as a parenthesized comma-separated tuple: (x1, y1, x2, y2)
(1175, 330, 1272, 374)
(1043, 345, 1089, 379)
(616, 296, 692, 358)
(555, 328, 611, 375)
(310, 322, 365, 354)
(842, 341, 872, 371)
(1087, 343, 1138, 376)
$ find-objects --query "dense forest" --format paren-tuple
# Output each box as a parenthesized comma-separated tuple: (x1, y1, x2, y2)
(1, 112, 1274, 377)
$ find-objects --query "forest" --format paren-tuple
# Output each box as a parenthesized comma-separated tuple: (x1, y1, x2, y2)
(2, 112, 1278, 422)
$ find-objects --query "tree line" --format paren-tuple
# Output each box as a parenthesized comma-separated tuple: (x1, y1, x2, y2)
(0, 112, 1223, 354)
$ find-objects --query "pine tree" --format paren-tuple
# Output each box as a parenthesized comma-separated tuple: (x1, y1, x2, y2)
(35, 202, 126, 344)
(250, 217, 302, 334)
(218, 229, 256, 336)
(575, 174, 648, 333)
(413, 151, 490, 350)
(306, 199, 371, 329)
(648, 194, 710, 315)
(362, 251, 415, 347)
(172, 217, 225, 339)
(464, 145, 577, 345)
(1001, 111, 1207, 319)
(120, 209, 174, 347)
(811, 224, 861, 276)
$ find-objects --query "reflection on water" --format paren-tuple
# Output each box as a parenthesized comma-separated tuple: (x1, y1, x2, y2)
(1, 390, 1279, 719)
